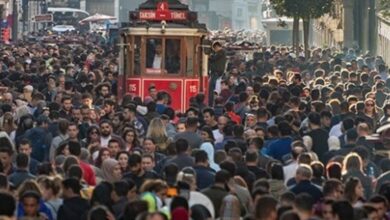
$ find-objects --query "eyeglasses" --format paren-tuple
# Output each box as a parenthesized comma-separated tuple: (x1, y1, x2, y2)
(366, 103, 375, 107)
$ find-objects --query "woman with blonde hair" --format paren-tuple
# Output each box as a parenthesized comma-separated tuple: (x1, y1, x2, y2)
(342, 152, 373, 200)
(2, 112, 16, 139)
(146, 118, 170, 151)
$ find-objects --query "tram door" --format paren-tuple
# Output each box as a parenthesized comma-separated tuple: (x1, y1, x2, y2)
(124, 33, 204, 112)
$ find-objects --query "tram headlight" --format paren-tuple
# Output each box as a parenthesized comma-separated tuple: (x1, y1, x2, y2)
(161, 20, 167, 33)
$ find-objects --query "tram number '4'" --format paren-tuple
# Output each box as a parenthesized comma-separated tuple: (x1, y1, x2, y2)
(129, 83, 137, 92)
(189, 85, 197, 93)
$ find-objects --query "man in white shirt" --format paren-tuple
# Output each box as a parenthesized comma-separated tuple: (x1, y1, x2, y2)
(152, 44, 163, 69)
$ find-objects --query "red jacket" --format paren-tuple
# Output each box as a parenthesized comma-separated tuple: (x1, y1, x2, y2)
(79, 161, 96, 186)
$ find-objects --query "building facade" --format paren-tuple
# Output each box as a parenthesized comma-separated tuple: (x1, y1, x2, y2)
(313, 0, 377, 53)
(377, 14, 390, 66)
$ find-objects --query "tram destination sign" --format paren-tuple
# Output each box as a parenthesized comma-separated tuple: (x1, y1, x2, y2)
(138, 10, 187, 21)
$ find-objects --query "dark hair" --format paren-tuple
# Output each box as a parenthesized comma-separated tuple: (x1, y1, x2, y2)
(369, 195, 388, 206)
(16, 153, 29, 168)
(113, 181, 130, 197)
(344, 177, 361, 203)
(270, 163, 284, 180)
(245, 150, 258, 163)
(90, 181, 114, 209)
(67, 164, 83, 180)
(0, 147, 13, 156)
(323, 179, 343, 197)
(191, 204, 211, 220)
(88, 206, 112, 220)
(311, 162, 324, 179)
(294, 193, 314, 212)
(255, 195, 278, 219)
(19, 138, 31, 148)
(62, 178, 82, 194)
(219, 161, 236, 177)
(332, 200, 354, 220)
(68, 141, 81, 156)
(95, 148, 110, 168)
(308, 112, 321, 125)
(122, 200, 148, 220)
(0, 192, 16, 217)
(170, 196, 189, 212)
(128, 154, 142, 167)
(194, 150, 208, 164)
(200, 126, 215, 142)
(175, 139, 189, 153)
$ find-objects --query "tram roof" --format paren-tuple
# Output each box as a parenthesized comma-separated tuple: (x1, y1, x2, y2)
(121, 22, 207, 35)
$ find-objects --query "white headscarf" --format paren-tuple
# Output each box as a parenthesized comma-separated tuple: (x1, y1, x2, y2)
(200, 142, 220, 172)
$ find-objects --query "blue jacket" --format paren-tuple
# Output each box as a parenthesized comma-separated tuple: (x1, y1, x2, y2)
(266, 137, 293, 161)
(17, 199, 54, 220)
(194, 165, 215, 190)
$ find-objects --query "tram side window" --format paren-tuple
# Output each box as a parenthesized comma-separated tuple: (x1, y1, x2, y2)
(146, 39, 163, 71)
(134, 37, 141, 75)
(165, 39, 181, 74)
(185, 37, 194, 76)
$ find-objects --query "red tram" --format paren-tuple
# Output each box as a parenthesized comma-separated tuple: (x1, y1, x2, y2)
(118, 0, 210, 112)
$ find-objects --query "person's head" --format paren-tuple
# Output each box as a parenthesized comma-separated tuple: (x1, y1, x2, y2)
(308, 112, 321, 128)
(321, 199, 334, 220)
(143, 138, 157, 154)
(175, 139, 189, 154)
(62, 177, 82, 198)
(369, 195, 388, 220)
(16, 153, 29, 170)
(142, 154, 155, 171)
(0, 191, 16, 218)
(200, 126, 215, 142)
(344, 177, 364, 203)
(102, 158, 122, 183)
(248, 137, 264, 151)
(99, 120, 113, 137)
(170, 196, 189, 213)
(245, 149, 258, 165)
(255, 195, 278, 220)
(95, 148, 110, 168)
(18, 138, 32, 156)
(108, 138, 121, 158)
(342, 152, 363, 173)
(194, 150, 209, 167)
(123, 200, 148, 220)
(128, 153, 143, 175)
(332, 200, 354, 220)
(0, 147, 13, 168)
(90, 181, 114, 207)
(20, 191, 41, 217)
(326, 162, 342, 179)
(202, 108, 216, 126)
(67, 122, 79, 139)
(323, 179, 344, 200)
(310, 161, 324, 179)
(293, 193, 314, 220)
(68, 141, 81, 157)
(61, 95, 73, 112)
(37, 176, 62, 201)
(270, 162, 284, 180)
(87, 205, 114, 220)
(116, 151, 130, 172)
(295, 164, 313, 183)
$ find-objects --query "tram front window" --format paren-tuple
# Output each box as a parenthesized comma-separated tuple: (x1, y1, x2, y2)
(165, 39, 180, 74)
(145, 38, 181, 74)
(146, 39, 163, 70)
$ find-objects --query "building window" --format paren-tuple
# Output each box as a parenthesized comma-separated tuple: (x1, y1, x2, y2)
(237, 8, 243, 17)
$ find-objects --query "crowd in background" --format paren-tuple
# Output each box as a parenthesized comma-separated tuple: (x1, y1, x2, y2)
(0, 31, 389, 220)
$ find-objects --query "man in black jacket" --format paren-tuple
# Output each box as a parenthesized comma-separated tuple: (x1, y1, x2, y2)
(58, 178, 90, 220)
(208, 41, 227, 106)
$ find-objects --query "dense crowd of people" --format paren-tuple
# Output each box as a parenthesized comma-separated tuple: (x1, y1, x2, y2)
(0, 30, 389, 220)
